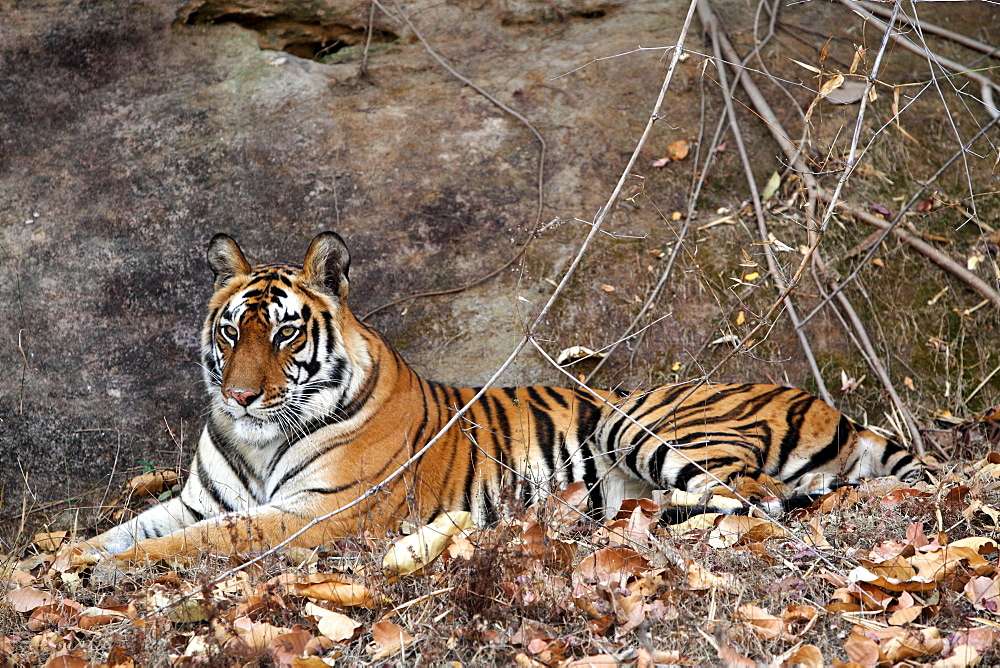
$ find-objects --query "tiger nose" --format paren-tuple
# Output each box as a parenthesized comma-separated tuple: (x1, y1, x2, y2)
(225, 389, 260, 406)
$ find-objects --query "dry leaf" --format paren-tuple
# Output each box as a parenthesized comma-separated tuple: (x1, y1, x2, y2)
(717, 643, 756, 668)
(791, 58, 821, 74)
(667, 139, 689, 161)
(144, 588, 213, 623)
(776, 644, 823, 668)
(850, 46, 866, 74)
(565, 655, 619, 667)
(844, 630, 879, 668)
(575, 546, 649, 588)
(368, 620, 416, 659)
(737, 604, 789, 641)
(42, 650, 89, 668)
(686, 561, 737, 591)
(874, 626, 945, 663)
(315, 609, 361, 643)
(887, 605, 923, 625)
(5, 587, 56, 613)
(820, 73, 845, 97)
(555, 346, 604, 365)
(241, 622, 289, 651)
(294, 577, 372, 607)
(965, 576, 1000, 613)
(77, 605, 129, 629)
(707, 515, 786, 548)
(931, 645, 982, 667)
(34, 531, 69, 552)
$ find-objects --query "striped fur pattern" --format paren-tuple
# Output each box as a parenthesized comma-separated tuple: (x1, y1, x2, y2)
(88, 232, 925, 559)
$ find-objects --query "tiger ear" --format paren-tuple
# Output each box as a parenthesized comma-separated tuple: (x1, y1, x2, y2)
(302, 231, 351, 299)
(207, 234, 252, 290)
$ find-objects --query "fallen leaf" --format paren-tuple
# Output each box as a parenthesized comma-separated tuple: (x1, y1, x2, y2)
(686, 561, 737, 591)
(565, 655, 618, 667)
(737, 604, 788, 641)
(5, 587, 56, 613)
(871, 626, 945, 663)
(844, 630, 879, 667)
(42, 650, 89, 668)
(368, 620, 416, 659)
(667, 139, 689, 161)
(315, 609, 361, 643)
(869, 203, 891, 218)
(77, 605, 130, 629)
(575, 546, 649, 588)
(717, 642, 755, 668)
(776, 643, 823, 668)
(965, 576, 1000, 613)
(931, 645, 981, 667)
(294, 577, 372, 607)
(707, 515, 786, 548)
(761, 171, 781, 201)
(33, 531, 69, 552)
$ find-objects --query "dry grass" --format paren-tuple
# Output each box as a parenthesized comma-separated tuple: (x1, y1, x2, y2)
(2, 423, 999, 666)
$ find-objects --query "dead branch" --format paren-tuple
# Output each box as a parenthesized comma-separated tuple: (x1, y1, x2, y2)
(840, 0, 1000, 118)
(799, 112, 1000, 325)
(705, 16, 832, 403)
(699, 0, 925, 453)
(817, 192, 1000, 312)
(857, 0, 1000, 59)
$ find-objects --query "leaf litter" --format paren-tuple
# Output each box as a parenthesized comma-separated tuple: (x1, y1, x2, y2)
(3, 454, 1000, 665)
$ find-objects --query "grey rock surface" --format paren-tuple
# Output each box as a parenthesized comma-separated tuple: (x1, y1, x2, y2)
(1, 0, 703, 532)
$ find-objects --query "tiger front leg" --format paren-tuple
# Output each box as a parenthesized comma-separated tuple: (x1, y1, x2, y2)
(84, 496, 197, 556)
(109, 507, 344, 563)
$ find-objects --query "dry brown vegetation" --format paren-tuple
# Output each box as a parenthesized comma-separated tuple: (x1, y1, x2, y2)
(3, 451, 1000, 666)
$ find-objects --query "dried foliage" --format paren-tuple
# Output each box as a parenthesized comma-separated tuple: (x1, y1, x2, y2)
(3, 454, 1000, 666)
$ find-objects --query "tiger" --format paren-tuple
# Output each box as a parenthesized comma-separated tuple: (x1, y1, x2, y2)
(84, 232, 926, 561)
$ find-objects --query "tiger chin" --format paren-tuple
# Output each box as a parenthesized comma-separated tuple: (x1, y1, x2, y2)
(79, 232, 927, 563)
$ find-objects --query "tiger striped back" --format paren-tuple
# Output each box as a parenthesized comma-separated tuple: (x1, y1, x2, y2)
(86, 232, 925, 560)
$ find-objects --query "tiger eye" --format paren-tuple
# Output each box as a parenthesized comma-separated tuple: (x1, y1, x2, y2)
(221, 325, 238, 339)
(279, 325, 298, 338)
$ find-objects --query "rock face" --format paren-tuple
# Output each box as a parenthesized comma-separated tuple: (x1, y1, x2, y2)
(0, 0, 703, 532)
(2, 0, 996, 536)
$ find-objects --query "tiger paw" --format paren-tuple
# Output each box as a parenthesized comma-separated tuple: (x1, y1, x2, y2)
(790, 472, 845, 497)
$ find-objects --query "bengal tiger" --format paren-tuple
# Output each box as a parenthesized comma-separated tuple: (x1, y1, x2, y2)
(84, 232, 925, 561)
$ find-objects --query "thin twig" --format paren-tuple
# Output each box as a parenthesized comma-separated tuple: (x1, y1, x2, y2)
(816, 193, 1000, 312)
(857, 0, 1000, 60)
(706, 16, 832, 402)
(799, 112, 1000, 325)
(839, 0, 1000, 117)
(362, 243, 532, 321)
(360, 0, 377, 76)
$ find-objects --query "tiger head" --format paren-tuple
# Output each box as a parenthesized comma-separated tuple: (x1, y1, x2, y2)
(201, 232, 367, 444)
